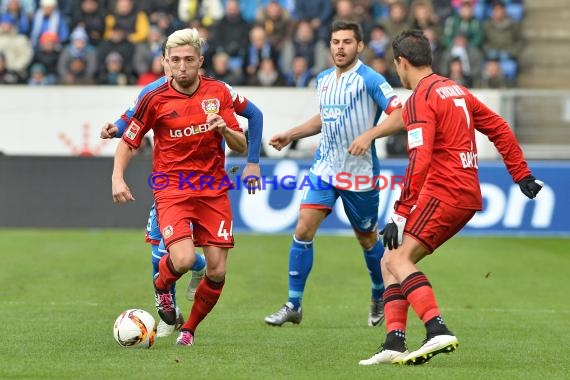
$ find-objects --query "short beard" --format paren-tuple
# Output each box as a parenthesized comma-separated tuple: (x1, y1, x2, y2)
(335, 55, 357, 70)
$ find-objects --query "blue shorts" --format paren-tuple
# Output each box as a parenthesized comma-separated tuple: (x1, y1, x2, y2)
(300, 174, 379, 232)
(145, 203, 162, 244)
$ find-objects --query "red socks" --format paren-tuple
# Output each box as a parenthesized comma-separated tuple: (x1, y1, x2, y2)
(182, 276, 225, 333)
(400, 271, 441, 324)
(155, 253, 183, 290)
(383, 284, 409, 332)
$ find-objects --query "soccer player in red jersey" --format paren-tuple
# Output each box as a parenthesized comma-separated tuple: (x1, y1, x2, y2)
(111, 28, 246, 347)
(359, 30, 544, 366)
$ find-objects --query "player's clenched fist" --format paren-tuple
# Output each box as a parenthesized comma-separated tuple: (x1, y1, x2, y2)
(269, 132, 292, 151)
(100, 123, 118, 139)
(207, 113, 227, 134)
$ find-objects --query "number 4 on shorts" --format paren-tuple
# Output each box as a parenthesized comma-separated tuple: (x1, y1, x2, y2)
(217, 220, 233, 240)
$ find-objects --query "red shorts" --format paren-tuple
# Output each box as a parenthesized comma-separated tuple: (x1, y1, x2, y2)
(155, 193, 234, 249)
(404, 194, 476, 253)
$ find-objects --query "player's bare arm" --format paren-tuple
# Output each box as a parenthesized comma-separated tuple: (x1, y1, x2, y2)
(348, 108, 404, 156)
(269, 113, 322, 151)
(207, 113, 247, 154)
(100, 123, 119, 139)
(111, 140, 136, 203)
(242, 162, 261, 194)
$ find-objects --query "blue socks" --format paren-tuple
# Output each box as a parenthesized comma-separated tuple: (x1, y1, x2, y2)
(363, 239, 385, 300)
(287, 235, 314, 310)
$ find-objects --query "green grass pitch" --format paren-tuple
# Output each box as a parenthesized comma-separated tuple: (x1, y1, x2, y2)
(0, 230, 569, 380)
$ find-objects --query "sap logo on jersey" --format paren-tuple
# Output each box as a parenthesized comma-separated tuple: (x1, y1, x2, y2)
(321, 105, 347, 122)
(170, 123, 209, 138)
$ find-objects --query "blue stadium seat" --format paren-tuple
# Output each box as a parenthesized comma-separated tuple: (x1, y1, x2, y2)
(505, 3, 524, 22)
(499, 58, 518, 80)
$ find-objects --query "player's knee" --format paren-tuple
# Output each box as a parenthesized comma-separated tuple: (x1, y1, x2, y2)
(170, 253, 195, 273)
(381, 251, 399, 274)
(356, 232, 376, 250)
(206, 268, 226, 282)
(294, 221, 317, 241)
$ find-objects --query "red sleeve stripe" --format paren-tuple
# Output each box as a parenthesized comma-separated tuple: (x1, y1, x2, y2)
(401, 149, 417, 201)
(132, 83, 169, 121)
(408, 197, 440, 236)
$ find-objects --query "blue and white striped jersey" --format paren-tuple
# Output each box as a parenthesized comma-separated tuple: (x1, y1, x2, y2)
(312, 60, 400, 191)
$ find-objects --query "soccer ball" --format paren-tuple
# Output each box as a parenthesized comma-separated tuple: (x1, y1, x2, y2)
(113, 309, 157, 348)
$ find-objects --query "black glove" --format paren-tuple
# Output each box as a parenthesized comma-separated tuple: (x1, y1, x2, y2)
(380, 214, 407, 250)
(517, 175, 544, 199)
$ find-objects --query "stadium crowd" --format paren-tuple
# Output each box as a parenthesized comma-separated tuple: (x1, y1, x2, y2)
(0, 0, 524, 88)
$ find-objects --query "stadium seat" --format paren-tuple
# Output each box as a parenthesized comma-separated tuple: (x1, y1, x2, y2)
(505, 3, 524, 22)
(499, 58, 518, 80)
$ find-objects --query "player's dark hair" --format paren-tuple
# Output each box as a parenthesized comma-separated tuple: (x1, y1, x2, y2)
(331, 20, 364, 43)
(392, 29, 432, 67)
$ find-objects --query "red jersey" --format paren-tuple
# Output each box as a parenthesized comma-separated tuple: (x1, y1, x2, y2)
(395, 73, 531, 217)
(122, 76, 242, 198)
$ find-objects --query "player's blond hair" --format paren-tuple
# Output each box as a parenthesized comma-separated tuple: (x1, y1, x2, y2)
(165, 28, 203, 53)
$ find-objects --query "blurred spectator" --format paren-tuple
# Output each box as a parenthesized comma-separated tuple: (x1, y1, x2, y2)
(480, 58, 510, 88)
(283, 55, 312, 87)
(136, 52, 162, 85)
(280, 20, 327, 76)
(0, 0, 35, 17)
(334, 0, 375, 37)
(294, 0, 333, 42)
(59, 56, 94, 84)
(423, 27, 443, 74)
(211, 0, 250, 73)
(196, 22, 216, 72)
(431, 0, 454, 23)
(98, 50, 132, 84)
(57, 27, 97, 82)
(243, 25, 279, 83)
(483, 0, 522, 61)
(30, 0, 70, 48)
(443, 0, 484, 48)
(410, 0, 441, 37)
(0, 13, 33, 77)
(142, 0, 179, 23)
(208, 51, 244, 85)
(440, 33, 482, 86)
(97, 24, 135, 77)
(368, 55, 401, 87)
(240, 0, 291, 24)
(378, 1, 411, 40)
(256, 0, 291, 52)
(31, 31, 60, 84)
(0, 51, 20, 83)
(70, 0, 106, 46)
(104, 0, 150, 44)
(361, 24, 390, 60)
(133, 25, 164, 77)
(153, 11, 180, 36)
(447, 56, 473, 87)
(247, 57, 285, 86)
(2, 0, 32, 35)
(178, 0, 223, 27)
(28, 62, 50, 85)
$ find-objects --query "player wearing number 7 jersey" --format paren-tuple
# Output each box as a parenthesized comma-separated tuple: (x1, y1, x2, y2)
(359, 30, 544, 366)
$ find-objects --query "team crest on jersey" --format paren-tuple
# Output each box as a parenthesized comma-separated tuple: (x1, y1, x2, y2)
(201, 98, 220, 114)
(163, 225, 174, 239)
(125, 121, 141, 140)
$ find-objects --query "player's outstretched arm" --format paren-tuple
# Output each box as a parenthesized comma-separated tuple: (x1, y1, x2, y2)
(238, 100, 263, 194)
(112, 140, 136, 203)
(348, 108, 404, 155)
(269, 113, 322, 151)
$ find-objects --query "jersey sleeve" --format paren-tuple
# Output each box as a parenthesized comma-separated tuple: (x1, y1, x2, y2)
(470, 92, 531, 182)
(394, 94, 436, 218)
(365, 72, 402, 115)
(114, 77, 167, 138)
(121, 93, 156, 149)
(220, 85, 242, 132)
(239, 100, 263, 163)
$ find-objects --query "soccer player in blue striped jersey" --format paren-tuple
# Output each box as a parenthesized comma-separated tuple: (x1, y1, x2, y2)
(101, 40, 264, 337)
(266, 20, 404, 327)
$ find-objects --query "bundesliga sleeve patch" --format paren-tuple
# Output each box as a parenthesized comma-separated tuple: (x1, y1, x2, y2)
(379, 82, 396, 99)
(125, 121, 141, 140)
(407, 128, 424, 149)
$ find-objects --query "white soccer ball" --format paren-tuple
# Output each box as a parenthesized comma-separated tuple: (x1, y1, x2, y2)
(113, 309, 157, 348)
